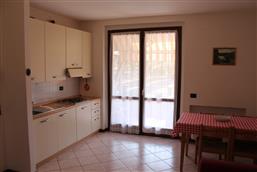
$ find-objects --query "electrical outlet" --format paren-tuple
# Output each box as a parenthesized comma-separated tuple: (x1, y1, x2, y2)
(59, 86, 64, 91)
(190, 93, 197, 98)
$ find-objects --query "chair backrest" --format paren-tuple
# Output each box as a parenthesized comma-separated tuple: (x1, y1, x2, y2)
(190, 105, 246, 116)
(199, 125, 234, 139)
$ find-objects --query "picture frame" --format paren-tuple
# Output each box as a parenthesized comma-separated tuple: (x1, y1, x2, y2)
(213, 48, 236, 65)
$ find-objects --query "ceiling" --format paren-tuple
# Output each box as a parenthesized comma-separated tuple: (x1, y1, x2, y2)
(30, 0, 256, 21)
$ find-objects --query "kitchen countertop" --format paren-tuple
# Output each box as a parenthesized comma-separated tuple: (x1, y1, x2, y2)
(33, 96, 99, 120)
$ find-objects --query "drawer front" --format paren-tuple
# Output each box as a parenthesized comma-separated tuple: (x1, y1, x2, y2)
(91, 99, 100, 109)
(92, 109, 100, 115)
(77, 103, 90, 111)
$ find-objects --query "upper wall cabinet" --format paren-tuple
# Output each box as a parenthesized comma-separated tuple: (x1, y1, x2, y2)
(66, 28, 82, 68)
(82, 32, 92, 78)
(45, 22, 66, 81)
(29, 19, 45, 83)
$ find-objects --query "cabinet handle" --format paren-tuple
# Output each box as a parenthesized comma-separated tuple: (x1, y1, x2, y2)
(40, 119, 48, 123)
(94, 103, 98, 105)
(81, 106, 87, 110)
(31, 77, 34, 81)
(72, 64, 75, 66)
(59, 113, 66, 117)
(52, 76, 56, 78)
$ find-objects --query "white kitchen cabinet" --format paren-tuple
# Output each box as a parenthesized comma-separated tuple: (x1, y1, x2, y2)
(29, 18, 45, 82)
(66, 28, 82, 68)
(91, 99, 101, 132)
(57, 108, 76, 150)
(33, 114, 58, 163)
(76, 102, 91, 141)
(82, 32, 92, 78)
(45, 22, 66, 81)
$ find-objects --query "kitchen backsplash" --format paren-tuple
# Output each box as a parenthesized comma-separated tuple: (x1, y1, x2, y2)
(32, 78, 80, 104)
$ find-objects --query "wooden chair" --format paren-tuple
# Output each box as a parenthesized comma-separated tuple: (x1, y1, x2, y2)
(197, 125, 233, 164)
(188, 105, 246, 163)
(230, 130, 257, 163)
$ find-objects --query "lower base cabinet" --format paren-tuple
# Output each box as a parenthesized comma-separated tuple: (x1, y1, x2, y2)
(33, 99, 101, 163)
(76, 102, 91, 141)
(33, 114, 58, 163)
(57, 108, 76, 150)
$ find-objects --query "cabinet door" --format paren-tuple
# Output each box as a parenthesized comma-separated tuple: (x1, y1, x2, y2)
(57, 108, 76, 150)
(82, 32, 92, 78)
(76, 103, 91, 141)
(66, 28, 82, 68)
(29, 18, 45, 82)
(33, 115, 58, 163)
(45, 22, 66, 81)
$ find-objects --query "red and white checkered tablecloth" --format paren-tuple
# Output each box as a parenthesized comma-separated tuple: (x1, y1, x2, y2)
(173, 112, 257, 137)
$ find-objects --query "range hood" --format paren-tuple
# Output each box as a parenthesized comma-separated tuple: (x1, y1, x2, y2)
(66, 68, 84, 78)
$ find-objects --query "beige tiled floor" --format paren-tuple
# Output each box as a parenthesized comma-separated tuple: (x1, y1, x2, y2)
(37, 132, 251, 172)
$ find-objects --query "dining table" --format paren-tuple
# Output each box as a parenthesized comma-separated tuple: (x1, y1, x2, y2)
(173, 112, 257, 172)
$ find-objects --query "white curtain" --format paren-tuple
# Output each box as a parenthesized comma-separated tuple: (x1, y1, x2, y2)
(143, 32, 176, 134)
(110, 31, 177, 135)
(111, 33, 140, 134)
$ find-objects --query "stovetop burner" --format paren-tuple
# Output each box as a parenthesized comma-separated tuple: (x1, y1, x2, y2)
(61, 97, 84, 104)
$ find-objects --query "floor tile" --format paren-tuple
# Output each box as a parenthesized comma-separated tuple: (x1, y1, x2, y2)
(74, 149, 94, 158)
(154, 151, 174, 160)
(78, 155, 99, 165)
(96, 152, 118, 162)
(164, 157, 193, 168)
(58, 159, 80, 169)
(82, 163, 105, 172)
(100, 160, 127, 171)
(147, 160, 172, 171)
(113, 149, 135, 159)
(130, 164, 154, 172)
(37, 159, 60, 172)
(58, 151, 76, 161)
(141, 154, 161, 164)
(60, 166, 84, 172)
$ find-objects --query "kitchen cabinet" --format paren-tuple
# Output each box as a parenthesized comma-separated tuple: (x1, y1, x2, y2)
(57, 108, 76, 150)
(45, 22, 66, 81)
(66, 28, 82, 68)
(29, 18, 45, 82)
(82, 32, 92, 78)
(76, 102, 91, 141)
(33, 99, 101, 163)
(33, 114, 58, 163)
(91, 99, 101, 132)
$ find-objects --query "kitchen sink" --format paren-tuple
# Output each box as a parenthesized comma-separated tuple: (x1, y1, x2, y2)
(32, 106, 53, 115)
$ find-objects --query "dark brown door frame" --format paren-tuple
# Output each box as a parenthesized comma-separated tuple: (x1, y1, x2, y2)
(107, 26, 182, 135)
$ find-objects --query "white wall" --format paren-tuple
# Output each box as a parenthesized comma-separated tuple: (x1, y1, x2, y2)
(30, 6, 81, 29)
(80, 10, 256, 129)
(2, 0, 34, 171)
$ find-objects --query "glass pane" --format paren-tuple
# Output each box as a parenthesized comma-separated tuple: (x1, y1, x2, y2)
(143, 32, 176, 133)
(111, 33, 140, 132)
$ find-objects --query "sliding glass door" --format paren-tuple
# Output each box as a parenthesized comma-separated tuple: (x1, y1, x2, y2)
(110, 33, 140, 134)
(143, 32, 176, 134)
(109, 27, 181, 135)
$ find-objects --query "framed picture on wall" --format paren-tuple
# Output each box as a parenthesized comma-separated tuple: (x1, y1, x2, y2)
(213, 48, 236, 65)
